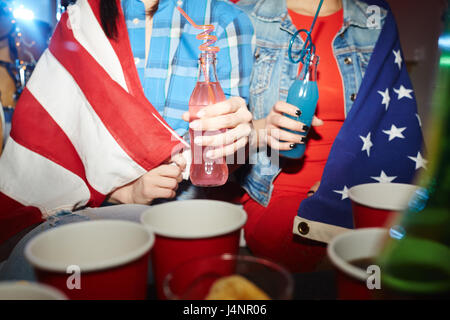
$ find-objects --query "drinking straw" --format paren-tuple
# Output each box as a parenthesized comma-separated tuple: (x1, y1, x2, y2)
(288, 0, 324, 66)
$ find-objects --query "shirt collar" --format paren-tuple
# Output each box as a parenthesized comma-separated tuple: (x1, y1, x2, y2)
(342, 0, 387, 29)
(121, 0, 146, 20)
(121, 0, 174, 20)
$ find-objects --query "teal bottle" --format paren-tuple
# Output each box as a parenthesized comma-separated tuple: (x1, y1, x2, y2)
(280, 54, 319, 159)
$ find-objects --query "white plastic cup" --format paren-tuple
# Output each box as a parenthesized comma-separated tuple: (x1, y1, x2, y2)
(25, 220, 155, 300)
(0, 281, 67, 300)
(348, 183, 419, 228)
(327, 228, 388, 299)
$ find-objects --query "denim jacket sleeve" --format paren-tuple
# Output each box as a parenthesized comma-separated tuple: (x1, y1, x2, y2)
(237, 0, 387, 207)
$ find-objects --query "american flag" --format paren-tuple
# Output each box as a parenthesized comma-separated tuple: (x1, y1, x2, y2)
(0, 0, 184, 244)
(294, 2, 425, 243)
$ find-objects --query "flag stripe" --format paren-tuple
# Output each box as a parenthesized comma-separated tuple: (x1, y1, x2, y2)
(0, 0, 184, 244)
(49, 12, 183, 172)
(0, 193, 43, 244)
(94, 0, 147, 100)
(10, 88, 86, 181)
(9, 88, 105, 207)
(27, 50, 146, 195)
(84, 0, 187, 149)
(0, 138, 91, 216)
(68, 0, 128, 91)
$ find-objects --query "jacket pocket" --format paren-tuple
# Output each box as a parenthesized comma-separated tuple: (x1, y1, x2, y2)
(250, 47, 278, 96)
(356, 47, 374, 77)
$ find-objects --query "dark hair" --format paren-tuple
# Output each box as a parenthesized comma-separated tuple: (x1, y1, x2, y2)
(61, 0, 77, 7)
(100, 0, 159, 39)
(100, 0, 119, 39)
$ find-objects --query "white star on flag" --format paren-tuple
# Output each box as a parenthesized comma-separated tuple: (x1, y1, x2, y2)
(360, 132, 373, 157)
(371, 170, 397, 183)
(393, 49, 402, 69)
(333, 186, 349, 200)
(408, 151, 428, 170)
(377, 88, 391, 111)
(383, 124, 406, 141)
(394, 85, 413, 100)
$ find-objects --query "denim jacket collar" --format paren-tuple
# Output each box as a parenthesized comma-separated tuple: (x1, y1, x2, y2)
(251, 0, 385, 30)
(250, 0, 286, 22)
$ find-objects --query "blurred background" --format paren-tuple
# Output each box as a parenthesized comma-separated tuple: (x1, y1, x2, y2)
(0, 0, 448, 128)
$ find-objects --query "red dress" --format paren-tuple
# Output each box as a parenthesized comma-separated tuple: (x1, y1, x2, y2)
(240, 9, 345, 272)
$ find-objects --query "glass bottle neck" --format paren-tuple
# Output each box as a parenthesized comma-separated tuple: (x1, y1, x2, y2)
(197, 52, 219, 83)
(298, 54, 319, 82)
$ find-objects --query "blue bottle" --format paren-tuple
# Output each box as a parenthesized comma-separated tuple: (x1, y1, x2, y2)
(280, 54, 319, 159)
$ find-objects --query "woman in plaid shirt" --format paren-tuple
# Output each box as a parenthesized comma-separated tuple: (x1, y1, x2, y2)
(105, 0, 255, 204)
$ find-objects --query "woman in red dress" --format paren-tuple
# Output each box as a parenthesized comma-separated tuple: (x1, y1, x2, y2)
(236, 0, 424, 273)
(243, 0, 344, 272)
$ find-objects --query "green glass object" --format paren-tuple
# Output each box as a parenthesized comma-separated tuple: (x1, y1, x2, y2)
(376, 10, 450, 298)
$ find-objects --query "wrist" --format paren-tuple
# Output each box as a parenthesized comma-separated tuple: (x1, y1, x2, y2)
(108, 183, 134, 204)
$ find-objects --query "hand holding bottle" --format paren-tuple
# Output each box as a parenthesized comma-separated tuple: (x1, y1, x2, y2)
(182, 96, 253, 159)
(253, 101, 323, 150)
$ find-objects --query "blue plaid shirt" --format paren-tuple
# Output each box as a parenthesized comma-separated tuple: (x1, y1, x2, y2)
(122, 0, 255, 138)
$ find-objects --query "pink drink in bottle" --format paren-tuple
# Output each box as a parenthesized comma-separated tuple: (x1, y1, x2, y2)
(189, 51, 228, 186)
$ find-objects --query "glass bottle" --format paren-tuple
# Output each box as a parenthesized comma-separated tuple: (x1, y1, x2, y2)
(280, 53, 319, 159)
(189, 51, 228, 186)
(376, 18, 450, 299)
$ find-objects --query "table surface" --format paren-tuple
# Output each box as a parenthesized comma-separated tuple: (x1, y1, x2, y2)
(1, 204, 339, 300)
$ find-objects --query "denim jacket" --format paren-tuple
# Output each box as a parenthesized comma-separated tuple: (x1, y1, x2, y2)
(237, 0, 387, 206)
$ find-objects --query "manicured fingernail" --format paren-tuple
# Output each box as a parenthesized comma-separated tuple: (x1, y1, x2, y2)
(194, 136, 202, 145)
(196, 110, 205, 118)
(300, 136, 306, 143)
(289, 144, 296, 149)
(295, 109, 302, 116)
(189, 120, 200, 129)
(302, 125, 309, 132)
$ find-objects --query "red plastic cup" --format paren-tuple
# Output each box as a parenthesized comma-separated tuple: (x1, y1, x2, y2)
(140, 200, 247, 299)
(348, 183, 419, 228)
(24, 220, 155, 300)
(327, 228, 388, 300)
(0, 281, 67, 300)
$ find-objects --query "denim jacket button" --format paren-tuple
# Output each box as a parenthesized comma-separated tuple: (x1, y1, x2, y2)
(344, 57, 353, 65)
(254, 47, 260, 59)
(297, 222, 310, 235)
(350, 93, 357, 101)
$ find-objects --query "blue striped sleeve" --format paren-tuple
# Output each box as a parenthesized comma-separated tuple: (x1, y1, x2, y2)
(214, 3, 255, 103)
